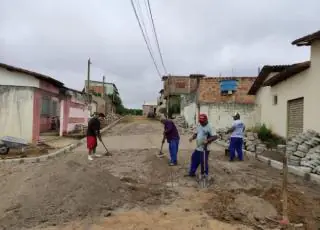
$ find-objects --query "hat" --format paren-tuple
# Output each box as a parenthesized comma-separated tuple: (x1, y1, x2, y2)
(233, 112, 240, 118)
(199, 113, 208, 123)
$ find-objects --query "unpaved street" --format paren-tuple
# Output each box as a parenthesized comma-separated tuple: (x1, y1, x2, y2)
(0, 117, 320, 230)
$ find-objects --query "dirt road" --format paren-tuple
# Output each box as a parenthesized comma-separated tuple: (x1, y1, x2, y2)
(0, 117, 320, 230)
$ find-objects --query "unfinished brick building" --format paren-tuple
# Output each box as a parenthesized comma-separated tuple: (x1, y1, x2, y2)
(174, 75, 258, 129)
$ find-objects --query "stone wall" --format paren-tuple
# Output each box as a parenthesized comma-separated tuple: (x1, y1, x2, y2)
(217, 129, 266, 154)
(286, 130, 320, 175)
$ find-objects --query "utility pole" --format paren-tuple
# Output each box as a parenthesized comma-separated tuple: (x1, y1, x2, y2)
(102, 75, 106, 115)
(102, 75, 105, 98)
(86, 58, 91, 93)
(87, 58, 92, 116)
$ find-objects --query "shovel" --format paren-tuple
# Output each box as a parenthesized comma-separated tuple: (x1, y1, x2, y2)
(99, 139, 112, 156)
(157, 136, 165, 158)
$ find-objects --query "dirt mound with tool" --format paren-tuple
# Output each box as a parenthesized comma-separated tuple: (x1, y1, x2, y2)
(204, 185, 320, 229)
(0, 152, 175, 230)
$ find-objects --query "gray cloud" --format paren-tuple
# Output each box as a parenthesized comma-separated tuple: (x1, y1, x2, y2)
(0, 0, 319, 108)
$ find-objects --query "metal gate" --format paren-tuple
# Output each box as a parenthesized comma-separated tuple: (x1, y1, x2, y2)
(287, 97, 304, 138)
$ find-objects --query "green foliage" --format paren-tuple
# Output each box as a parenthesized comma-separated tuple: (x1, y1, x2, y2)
(257, 124, 272, 141)
(92, 92, 101, 97)
(249, 124, 286, 148)
(106, 94, 142, 116)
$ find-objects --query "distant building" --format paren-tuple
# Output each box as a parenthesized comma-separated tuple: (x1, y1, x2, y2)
(84, 80, 118, 114)
(84, 80, 118, 96)
(162, 75, 257, 129)
(142, 102, 157, 117)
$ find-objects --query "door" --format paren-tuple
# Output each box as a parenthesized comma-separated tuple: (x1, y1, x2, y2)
(287, 97, 304, 138)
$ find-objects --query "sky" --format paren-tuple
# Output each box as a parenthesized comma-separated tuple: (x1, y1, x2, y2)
(0, 0, 319, 109)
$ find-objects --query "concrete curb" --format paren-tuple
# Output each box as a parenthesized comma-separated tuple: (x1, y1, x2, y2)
(215, 140, 320, 184)
(0, 117, 125, 165)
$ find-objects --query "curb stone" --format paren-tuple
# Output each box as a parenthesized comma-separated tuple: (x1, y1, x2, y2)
(0, 116, 125, 165)
(215, 140, 320, 185)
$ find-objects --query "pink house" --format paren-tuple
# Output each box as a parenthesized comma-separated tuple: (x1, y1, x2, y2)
(0, 63, 89, 143)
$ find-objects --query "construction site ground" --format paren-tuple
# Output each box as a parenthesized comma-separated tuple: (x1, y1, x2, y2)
(0, 116, 320, 230)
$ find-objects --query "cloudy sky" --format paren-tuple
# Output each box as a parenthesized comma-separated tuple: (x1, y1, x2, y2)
(0, 0, 319, 108)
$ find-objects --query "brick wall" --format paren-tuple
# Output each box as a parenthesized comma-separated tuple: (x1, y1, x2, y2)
(198, 77, 256, 104)
(89, 85, 104, 95)
(163, 76, 197, 96)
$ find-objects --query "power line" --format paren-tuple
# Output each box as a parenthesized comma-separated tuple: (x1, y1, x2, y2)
(130, 0, 162, 77)
(146, 0, 168, 75)
(135, 0, 154, 55)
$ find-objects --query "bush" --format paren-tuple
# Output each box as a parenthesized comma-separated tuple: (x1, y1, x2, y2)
(252, 124, 286, 148)
(257, 124, 272, 141)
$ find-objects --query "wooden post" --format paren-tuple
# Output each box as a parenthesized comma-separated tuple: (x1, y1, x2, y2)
(281, 148, 289, 227)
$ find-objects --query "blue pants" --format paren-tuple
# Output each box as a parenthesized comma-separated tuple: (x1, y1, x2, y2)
(229, 137, 243, 161)
(168, 139, 179, 164)
(189, 150, 209, 176)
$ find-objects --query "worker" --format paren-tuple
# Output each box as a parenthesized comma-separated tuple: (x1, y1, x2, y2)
(86, 112, 104, 161)
(159, 114, 180, 166)
(227, 112, 245, 161)
(186, 114, 218, 177)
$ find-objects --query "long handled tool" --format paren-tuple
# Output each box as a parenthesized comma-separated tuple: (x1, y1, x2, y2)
(198, 139, 208, 188)
(99, 139, 112, 156)
(158, 136, 165, 158)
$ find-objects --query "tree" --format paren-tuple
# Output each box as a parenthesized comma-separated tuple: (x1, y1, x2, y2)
(108, 94, 142, 115)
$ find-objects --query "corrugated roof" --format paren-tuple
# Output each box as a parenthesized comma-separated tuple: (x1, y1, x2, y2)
(263, 61, 311, 87)
(292, 30, 320, 46)
(0, 62, 63, 86)
(247, 65, 291, 95)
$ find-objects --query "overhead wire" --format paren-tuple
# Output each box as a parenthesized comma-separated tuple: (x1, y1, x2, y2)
(135, 0, 154, 55)
(145, 0, 168, 75)
(130, 0, 162, 77)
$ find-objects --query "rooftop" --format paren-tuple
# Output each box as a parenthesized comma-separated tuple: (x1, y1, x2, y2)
(263, 61, 311, 87)
(248, 64, 291, 95)
(84, 80, 118, 91)
(0, 62, 63, 87)
(292, 30, 320, 46)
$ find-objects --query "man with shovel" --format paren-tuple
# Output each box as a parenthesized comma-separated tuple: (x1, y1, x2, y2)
(186, 114, 217, 178)
(159, 114, 180, 166)
(86, 112, 105, 161)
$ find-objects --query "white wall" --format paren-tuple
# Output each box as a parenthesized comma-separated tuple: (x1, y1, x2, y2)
(201, 103, 258, 130)
(0, 87, 34, 142)
(256, 40, 320, 138)
(183, 102, 197, 127)
(0, 68, 39, 87)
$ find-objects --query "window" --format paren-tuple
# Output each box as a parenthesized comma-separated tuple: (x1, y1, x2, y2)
(220, 80, 237, 95)
(52, 101, 58, 116)
(273, 95, 278, 105)
(41, 97, 51, 115)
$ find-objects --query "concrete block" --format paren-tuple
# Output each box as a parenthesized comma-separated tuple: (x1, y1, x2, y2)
(288, 165, 305, 177)
(310, 173, 320, 184)
(270, 160, 283, 170)
(257, 155, 269, 163)
(38, 156, 47, 162)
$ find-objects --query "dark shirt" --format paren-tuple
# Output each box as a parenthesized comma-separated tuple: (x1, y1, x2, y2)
(87, 117, 101, 137)
(164, 120, 180, 141)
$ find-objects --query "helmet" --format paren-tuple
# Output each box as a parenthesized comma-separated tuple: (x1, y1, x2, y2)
(199, 114, 208, 124)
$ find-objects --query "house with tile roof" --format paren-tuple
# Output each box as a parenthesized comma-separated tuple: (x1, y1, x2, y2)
(248, 29, 320, 138)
